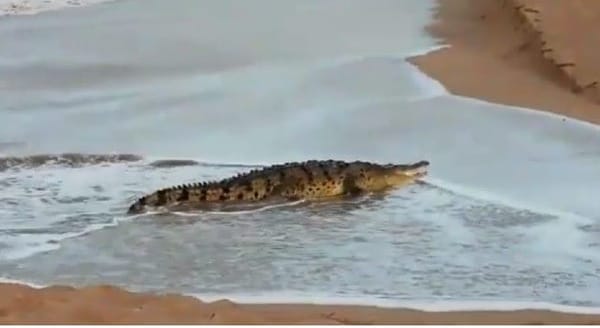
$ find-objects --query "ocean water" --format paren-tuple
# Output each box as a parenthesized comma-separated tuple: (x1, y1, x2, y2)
(1, 0, 600, 308)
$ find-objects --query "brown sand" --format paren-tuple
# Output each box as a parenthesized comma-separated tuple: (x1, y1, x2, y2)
(408, 0, 600, 124)
(1, 282, 599, 324)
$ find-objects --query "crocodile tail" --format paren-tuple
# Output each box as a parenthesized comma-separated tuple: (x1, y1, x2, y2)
(126, 188, 166, 214)
(127, 196, 148, 214)
(127, 185, 192, 214)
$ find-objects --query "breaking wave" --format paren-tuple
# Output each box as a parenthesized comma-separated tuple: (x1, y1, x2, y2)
(0, 153, 273, 172)
(146, 159, 264, 169)
(0, 153, 143, 171)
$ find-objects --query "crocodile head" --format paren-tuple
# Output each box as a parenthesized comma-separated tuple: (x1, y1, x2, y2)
(387, 160, 429, 180)
(354, 160, 429, 191)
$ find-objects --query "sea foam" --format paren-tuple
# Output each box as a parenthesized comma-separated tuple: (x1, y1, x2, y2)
(0, 0, 115, 16)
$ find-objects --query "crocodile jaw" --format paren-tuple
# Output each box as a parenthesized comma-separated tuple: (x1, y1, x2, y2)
(397, 160, 429, 179)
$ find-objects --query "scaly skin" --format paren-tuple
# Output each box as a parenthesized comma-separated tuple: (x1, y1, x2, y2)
(127, 159, 429, 214)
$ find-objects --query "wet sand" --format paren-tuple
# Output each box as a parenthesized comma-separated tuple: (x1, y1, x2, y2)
(408, 0, 600, 124)
(1, 283, 600, 324)
(3, 0, 600, 324)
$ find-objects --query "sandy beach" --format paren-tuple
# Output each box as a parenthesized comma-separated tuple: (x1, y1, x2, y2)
(2, 0, 600, 325)
(408, 0, 600, 124)
(1, 282, 600, 324)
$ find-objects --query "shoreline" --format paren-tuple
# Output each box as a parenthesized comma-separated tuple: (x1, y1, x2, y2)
(2, 281, 600, 324)
(408, 0, 600, 125)
(5, 276, 600, 314)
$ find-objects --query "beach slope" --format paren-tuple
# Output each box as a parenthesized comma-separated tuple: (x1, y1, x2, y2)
(409, 0, 600, 124)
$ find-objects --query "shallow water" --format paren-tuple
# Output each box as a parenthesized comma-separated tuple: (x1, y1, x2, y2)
(1, 0, 600, 307)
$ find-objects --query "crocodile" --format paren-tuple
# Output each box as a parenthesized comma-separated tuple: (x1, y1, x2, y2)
(127, 159, 429, 214)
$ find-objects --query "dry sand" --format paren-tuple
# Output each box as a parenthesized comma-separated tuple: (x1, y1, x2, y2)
(408, 0, 600, 124)
(1, 283, 600, 324)
(3, 0, 600, 324)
